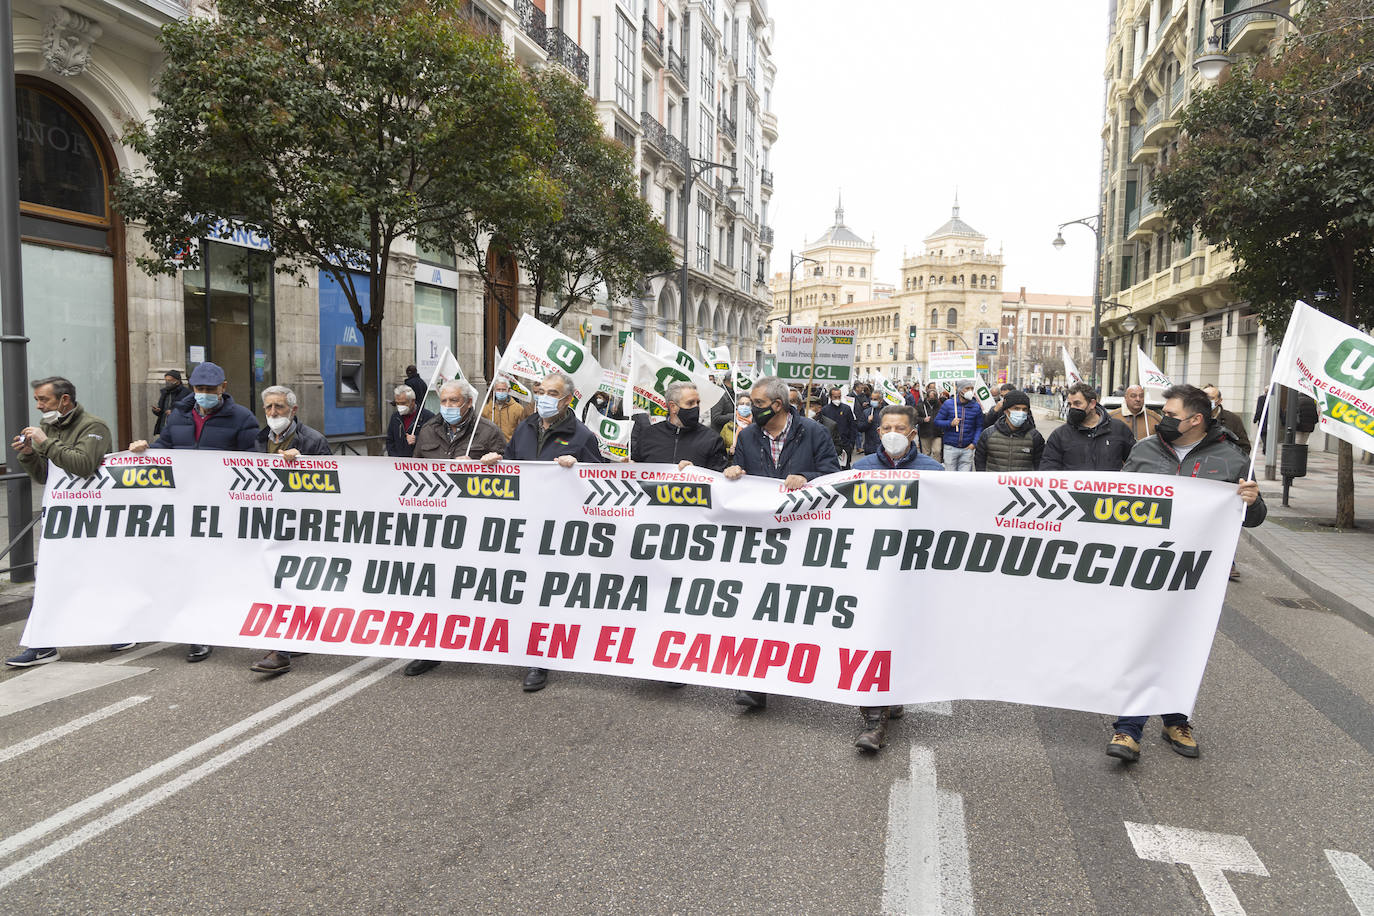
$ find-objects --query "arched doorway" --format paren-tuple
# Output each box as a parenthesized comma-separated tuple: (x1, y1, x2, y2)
(483, 246, 519, 381)
(14, 77, 129, 440)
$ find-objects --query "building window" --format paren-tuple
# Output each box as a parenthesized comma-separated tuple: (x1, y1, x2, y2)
(700, 37, 714, 98)
(860, 267, 866, 278)
(947, 308, 957, 326)
(183, 240, 276, 415)
(1032, 317, 1039, 334)
(698, 106, 714, 159)
(930, 308, 938, 326)
(695, 199, 710, 270)
(415, 243, 456, 269)
(615, 11, 636, 114)
(1075, 316, 1083, 336)
(847, 294, 854, 303)
(1058, 318, 1066, 335)
(848, 266, 854, 277)
(17, 84, 107, 221)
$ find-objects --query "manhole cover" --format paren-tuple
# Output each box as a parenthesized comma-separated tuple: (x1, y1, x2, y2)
(1269, 596, 1325, 611)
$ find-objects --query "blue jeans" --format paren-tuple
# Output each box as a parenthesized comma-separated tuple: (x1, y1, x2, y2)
(942, 444, 974, 472)
(1112, 713, 1190, 741)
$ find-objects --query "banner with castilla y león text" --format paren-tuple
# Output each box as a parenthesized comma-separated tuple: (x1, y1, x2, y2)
(24, 452, 1247, 715)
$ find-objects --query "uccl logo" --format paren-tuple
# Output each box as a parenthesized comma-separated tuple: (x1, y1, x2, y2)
(112, 467, 175, 489)
(271, 469, 341, 493)
(643, 482, 712, 508)
(547, 341, 584, 374)
(599, 419, 624, 440)
(1071, 493, 1172, 528)
(1325, 338, 1374, 390)
(655, 366, 690, 390)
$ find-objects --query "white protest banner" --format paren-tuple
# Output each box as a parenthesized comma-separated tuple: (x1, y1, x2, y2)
(1062, 346, 1085, 386)
(873, 375, 905, 406)
(702, 345, 732, 376)
(597, 368, 628, 403)
(972, 374, 997, 412)
(585, 404, 631, 461)
(492, 348, 531, 400)
(775, 325, 857, 384)
(27, 453, 1244, 715)
(1270, 300, 1374, 453)
(496, 314, 603, 406)
(654, 334, 705, 374)
(735, 359, 756, 380)
(1137, 348, 1172, 395)
(697, 337, 712, 364)
(422, 347, 465, 412)
(928, 350, 976, 387)
(627, 342, 727, 418)
(415, 325, 451, 386)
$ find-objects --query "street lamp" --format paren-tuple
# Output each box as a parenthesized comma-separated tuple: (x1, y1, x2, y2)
(681, 154, 743, 348)
(1052, 213, 1104, 388)
(1193, 0, 1300, 81)
(786, 250, 820, 325)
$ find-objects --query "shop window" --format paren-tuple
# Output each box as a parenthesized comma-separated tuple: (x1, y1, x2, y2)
(183, 240, 276, 415)
(16, 84, 107, 222)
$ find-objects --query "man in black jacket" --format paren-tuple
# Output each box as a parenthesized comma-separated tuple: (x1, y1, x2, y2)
(819, 386, 856, 467)
(386, 385, 433, 457)
(631, 381, 728, 471)
(151, 370, 188, 437)
(404, 364, 427, 407)
(1040, 382, 1135, 471)
(479, 370, 604, 692)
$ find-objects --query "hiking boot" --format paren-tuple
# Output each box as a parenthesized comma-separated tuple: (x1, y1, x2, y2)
(1106, 732, 1141, 762)
(887, 705, 905, 719)
(250, 651, 292, 675)
(5, 647, 58, 667)
(854, 706, 890, 753)
(733, 690, 767, 709)
(1162, 723, 1200, 758)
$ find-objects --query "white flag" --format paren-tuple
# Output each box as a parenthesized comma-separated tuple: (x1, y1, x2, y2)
(585, 404, 631, 461)
(627, 341, 726, 418)
(702, 345, 732, 377)
(872, 375, 904, 406)
(972, 374, 997, 413)
(492, 347, 532, 399)
(1061, 346, 1085, 386)
(1136, 348, 1173, 394)
(1271, 300, 1374, 453)
(495, 314, 603, 407)
(422, 348, 465, 411)
(596, 368, 628, 404)
(653, 334, 706, 375)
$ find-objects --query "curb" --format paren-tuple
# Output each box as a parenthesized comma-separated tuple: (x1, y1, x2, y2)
(0, 595, 32, 628)
(1242, 527, 1374, 638)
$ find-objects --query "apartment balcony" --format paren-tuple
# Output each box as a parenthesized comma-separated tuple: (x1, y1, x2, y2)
(544, 27, 589, 86)
(508, 0, 548, 64)
(760, 169, 773, 191)
(1223, 8, 1278, 56)
(760, 226, 775, 246)
(458, 2, 501, 39)
(1138, 195, 1165, 233)
(640, 112, 687, 172)
(1116, 252, 1217, 316)
(1128, 123, 1159, 164)
(666, 46, 688, 86)
(642, 14, 664, 64)
(761, 109, 778, 142)
(1169, 75, 1185, 114)
(718, 106, 737, 145)
(1142, 98, 1178, 147)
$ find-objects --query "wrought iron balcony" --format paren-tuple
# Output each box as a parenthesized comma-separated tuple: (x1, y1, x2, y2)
(1170, 75, 1185, 113)
(640, 111, 668, 155)
(667, 45, 687, 83)
(545, 27, 589, 85)
(1145, 100, 1162, 130)
(515, 0, 546, 48)
(718, 106, 737, 141)
(761, 226, 775, 245)
(1128, 123, 1144, 158)
(642, 13, 663, 60)
(760, 169, 773, 190)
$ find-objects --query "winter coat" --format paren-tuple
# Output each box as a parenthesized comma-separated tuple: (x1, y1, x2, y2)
(854, 400, 882, 452)
(482, 398, 534, 441)
(386, 407, 435, 458)
(17, 403, 111, 484)
(1295, 394, 1318, 433)
(1123, 425, 1267, 527)
(405, 373, 427, 407)
(631, 416, 729, 471)
(1113, 407, 1161, 441)
(1214, 407, 1252, 452)
(933, 397, 984, 449)
(414, 411, 508, 461)
(152, 393, 259, 451)
(504, 410, 605, 463)
(254, 421, 332, 455)
(1040, 409, 1135, 472)
(975, 414, 1045, 472)
(853, 442, 943, 471)
(731, 406, 841, 481)
(819, 400, 857, 447)
(153, 384, 189, 436)
(916, 397, 941, 438)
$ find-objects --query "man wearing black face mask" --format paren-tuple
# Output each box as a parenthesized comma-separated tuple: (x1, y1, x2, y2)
(630, 381, 728, 471)
(1105, 383, 1265, 765)
(1041, 382, 1135, 471)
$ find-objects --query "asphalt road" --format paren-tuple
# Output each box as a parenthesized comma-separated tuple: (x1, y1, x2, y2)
(1, 431, 1371, 913)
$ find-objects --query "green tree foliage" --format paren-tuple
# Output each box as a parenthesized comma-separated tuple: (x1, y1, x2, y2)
(468, 69, 674, 329)
(1152, 0, 1374, 525)
(115, 0, 558, 439)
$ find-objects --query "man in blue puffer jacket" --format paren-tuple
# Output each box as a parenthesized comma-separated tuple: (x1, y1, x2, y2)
(128, 361, 260, 663)
(932, 380, 984, 472)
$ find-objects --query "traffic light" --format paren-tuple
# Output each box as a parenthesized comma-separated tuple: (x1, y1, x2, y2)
(909, 324, 918, 339)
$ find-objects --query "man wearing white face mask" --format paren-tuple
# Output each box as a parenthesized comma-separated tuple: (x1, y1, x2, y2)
(414, 379, 507, 462)
(849, 404, 942, 751)
(386, 386, 434, 457)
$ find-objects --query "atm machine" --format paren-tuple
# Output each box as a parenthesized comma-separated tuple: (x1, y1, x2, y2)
(318, 271, 378, 435)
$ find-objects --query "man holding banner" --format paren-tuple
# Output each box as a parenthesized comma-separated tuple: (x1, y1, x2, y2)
(1107, 383, 1266, 763)
(630, 381, 728, 471)
(723, 376, 839, 711)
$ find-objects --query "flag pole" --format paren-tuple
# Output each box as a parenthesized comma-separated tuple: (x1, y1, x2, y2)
(1247, 378, 1274, 481)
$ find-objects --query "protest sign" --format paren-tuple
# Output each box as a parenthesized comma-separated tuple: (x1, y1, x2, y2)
(1062, 346, 1084, 386)
(585, 404, 631, 461)
(775, 326, 857, 384)
(653, 334, 705, 374)
(928, 350, 976, 387)
(28, 452, 1244, 715)
(627, 342, 727, 418)
(1270, 300, 1374, 453)
(1137, 348, 1172, 395)
(496, 315, 602, 406)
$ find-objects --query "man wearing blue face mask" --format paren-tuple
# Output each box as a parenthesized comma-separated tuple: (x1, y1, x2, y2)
(479, 370, 603, 693)
(128, 361, 259, 662)
(413, 379, 507, 463)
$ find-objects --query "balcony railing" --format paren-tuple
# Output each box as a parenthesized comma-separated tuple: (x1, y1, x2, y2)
(718, 105, 736, 141)
(1128, 123, 1144, 158)
(760, 169, 773, 190)
(642, 14, 663, 59)
(545, 27, 589, 85)
(1139, 194, 1160, 219)
(1223, 10, 1276, 49)
(667, 45, 687, 82)
(1170, 75, 1185, 112)
(1127, 208, 1141, 235)
(1155, 14, 1169, 47)
(640, 111, 668, 154)
(760, 226, 775, 245)
(1145, 100, 1162, 130)
(515, 0, 546, 47)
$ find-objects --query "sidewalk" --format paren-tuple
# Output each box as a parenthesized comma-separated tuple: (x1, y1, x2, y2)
(1243, 446, 1374, 636)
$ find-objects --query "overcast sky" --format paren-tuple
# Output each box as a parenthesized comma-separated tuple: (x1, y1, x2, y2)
(768, 0, 1108, 298)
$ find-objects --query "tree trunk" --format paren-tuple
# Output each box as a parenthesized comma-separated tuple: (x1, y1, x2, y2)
(1336, 440, 1355, 528)
(361, 324, 383, 456)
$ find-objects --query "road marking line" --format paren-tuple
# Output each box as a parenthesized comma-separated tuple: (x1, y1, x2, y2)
(1125, 822, 1267, 916)
(0, 662, 152, 719)
(0, 655, 383, 860)
(102, 643, 175, 666)
(0, 658, 404, 889)
(1326, 850, 1374, 915)
(882, 745, 972, 915)
(0, 695, 150, 765)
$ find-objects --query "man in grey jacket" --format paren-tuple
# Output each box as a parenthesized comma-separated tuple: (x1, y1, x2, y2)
(1106, 383, 1265, 765)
